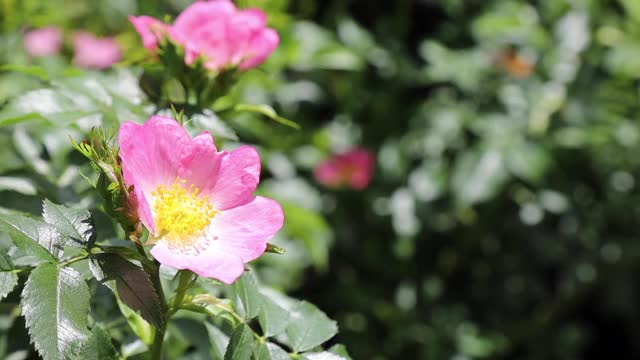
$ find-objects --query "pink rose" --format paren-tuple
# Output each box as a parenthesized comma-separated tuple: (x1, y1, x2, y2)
(24, 27, 62, 57)
(118, 116, 284, 284)
(129, 0, 279, 72)
(315, 149, 376, 190)
(72, 32, 121, 70)
(128, 16, 168, 51)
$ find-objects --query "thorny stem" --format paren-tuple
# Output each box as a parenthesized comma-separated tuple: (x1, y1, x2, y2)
(148, 260, 167, 360)
(130, 234, 168, 360)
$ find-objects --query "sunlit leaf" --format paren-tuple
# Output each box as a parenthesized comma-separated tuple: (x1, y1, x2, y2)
(21, 264, 91, 360)
(286, 301, 338, 353)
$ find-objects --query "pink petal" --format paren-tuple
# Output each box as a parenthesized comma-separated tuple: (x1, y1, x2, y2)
(72, 32, 121, 69)
(314, 160, 342, 187)
(226, 9, 267, 65)
(118, 116, 191, 234)
(24, 27, 62, 57)
(129, 15, 166, 51)
(210, 146, 261, 210)
(314, 148, 375, 190)
(148, 195, 283, 283)
(177, 131, 223, 197)
(238, 28, 279, 70)
(208, 196, 284, 262)
(150, 241, 245, 284)
(171, 0, 236, 45)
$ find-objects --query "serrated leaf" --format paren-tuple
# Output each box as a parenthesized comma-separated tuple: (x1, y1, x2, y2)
(205, 323, 229, 360)
(258, 294, 290, 337)
(254, 342, 290, 360)
(92, 253, 163, 328)
(0, 213, 61, 261)
(76, 327, 119, 360)
(224, 323, 255, 360)
(0, 272, 18, 300)
(230, 272, 262, 319)
(21, 263, 91, 360)
(286, 301, 338, 352)
(42, 200, 95, 248)
(116, 296, 155, 346)
(0, 247, 14, 271)
(0, 249, 17, 299)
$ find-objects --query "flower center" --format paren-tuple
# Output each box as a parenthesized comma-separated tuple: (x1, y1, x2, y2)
(151, 178, 218, 247)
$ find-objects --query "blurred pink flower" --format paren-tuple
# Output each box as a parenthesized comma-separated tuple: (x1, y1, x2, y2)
(24, 27, 62, 57)
(129, 16, 168, 51)
(118, 116, 284, 284)
(315, 149, 376, 190)
(129, 0, 279, 71)
(72, 32, 121, 69)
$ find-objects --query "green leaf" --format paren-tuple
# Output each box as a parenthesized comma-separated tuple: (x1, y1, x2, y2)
(0, 248, 18, 300)
(258, 295, 290, 337)
(0, 247, 14, 271)
(302, 352, 348, 360)
(91, 253, 163, 328)
(0, 64, 50, 80)
(254, 342, 290, 360)
(0, 213, 61, 261)
(224, 323, 255, 360)
(0, 272, 18, 301)
(328, 344, 352, 359)
(282, 203, 332, 270)
(205, 323, 229, 360)
(230, 272, 262, 319)
(21, 263, 91, 360)
(76, 327, 119, 360)
(0, 176, 38, 195)
(42, 200, 95, 248)
(191, 111, 238, 141)
(451, 149, 509, 206)
(234, 104, 300, 129)
(286, 301, 338, 353)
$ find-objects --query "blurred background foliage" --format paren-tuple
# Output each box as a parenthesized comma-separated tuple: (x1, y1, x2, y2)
(2, 0, 640, 359)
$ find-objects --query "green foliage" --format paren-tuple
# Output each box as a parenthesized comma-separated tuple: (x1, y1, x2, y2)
(224, 323, 255, 360)
(0, 213, 62, 261)
(77, 327, 119, 360)
(286, 301, 338, 353)
(91, 253, 163, 329)
(42, 199, 95, 248)
(21, 264, 91, 360)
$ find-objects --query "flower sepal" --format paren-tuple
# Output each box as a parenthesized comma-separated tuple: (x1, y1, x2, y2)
(139, 38, 240, 109)
(72, 129, 141, 238)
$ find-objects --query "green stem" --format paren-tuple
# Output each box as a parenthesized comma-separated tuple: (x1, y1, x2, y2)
(148, 261, 168, 360)
(59, 254, 88, 267)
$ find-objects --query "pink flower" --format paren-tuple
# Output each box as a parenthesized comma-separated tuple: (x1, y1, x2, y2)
(72, 32, 121, 69)
(128, 16, 168, 51)
(129, 0, 279, 71)
(118, 116, 284, 284)
(24, 27, 62, 57)
(315, 149, 376, 190)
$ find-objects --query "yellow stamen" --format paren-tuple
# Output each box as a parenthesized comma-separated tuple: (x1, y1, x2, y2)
(151, 178, 218, 248)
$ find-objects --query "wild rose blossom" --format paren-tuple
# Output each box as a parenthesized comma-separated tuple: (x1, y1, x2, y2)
(118, 116, 284, 283)
(129, 0, 279, 71)
(24, 27, 62, 57)
(315, 149, 375, 190)
(72, 32, 121, 69)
